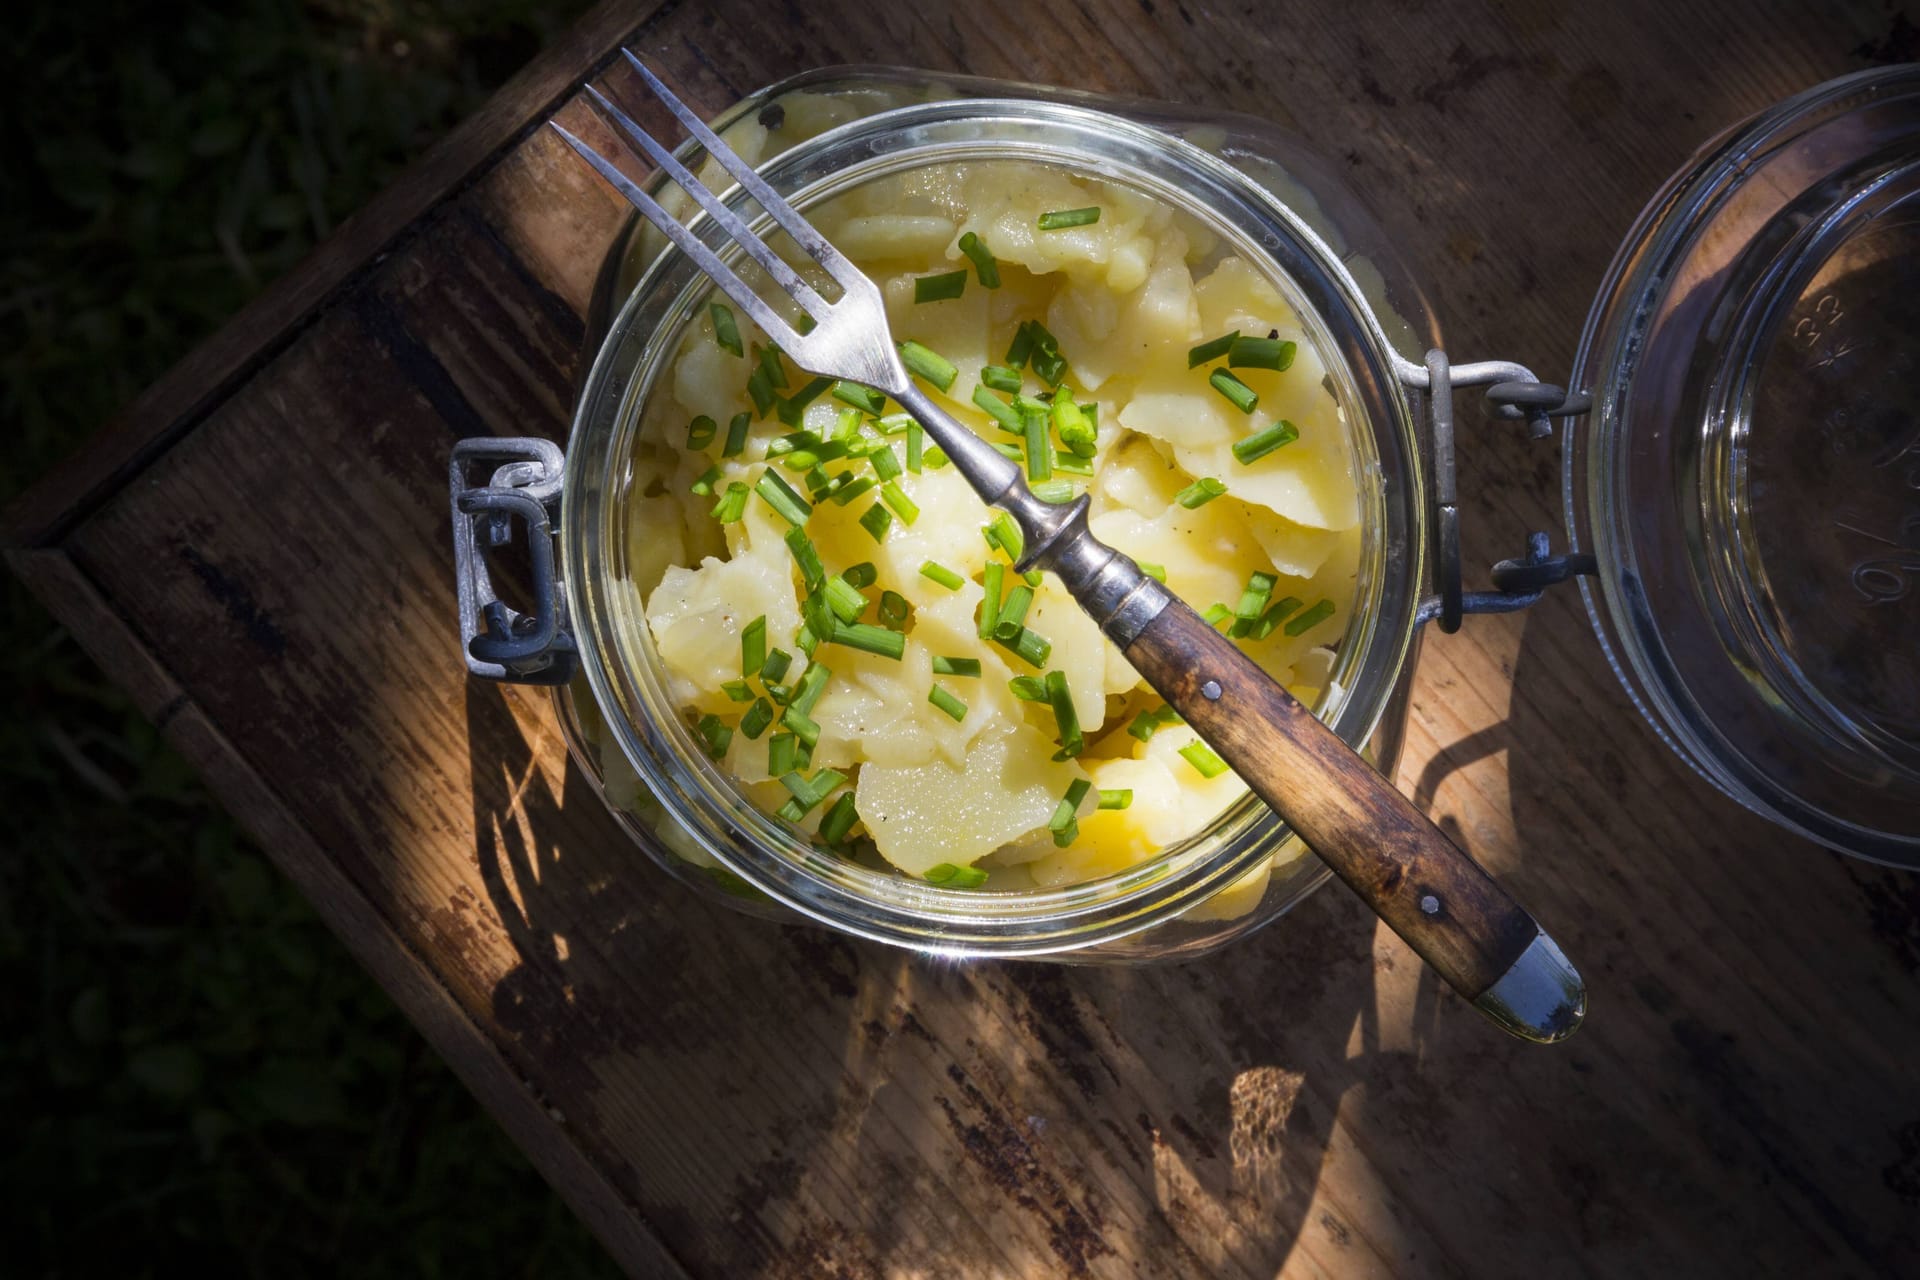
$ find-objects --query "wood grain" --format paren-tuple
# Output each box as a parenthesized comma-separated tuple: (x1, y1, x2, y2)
(12, 1, 1920, 1277)
(1124, 595, 1542, 1007)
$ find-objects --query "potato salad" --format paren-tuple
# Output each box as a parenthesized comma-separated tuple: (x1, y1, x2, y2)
(620, 160, 1361, 901)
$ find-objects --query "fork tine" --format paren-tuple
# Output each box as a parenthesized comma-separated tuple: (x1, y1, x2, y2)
(621, 51, 868, 292)
(548, 122, 800, 349)
(580, 84, 831, 323)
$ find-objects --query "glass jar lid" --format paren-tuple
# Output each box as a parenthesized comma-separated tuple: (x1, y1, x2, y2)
(1569, 66, 1920, 867)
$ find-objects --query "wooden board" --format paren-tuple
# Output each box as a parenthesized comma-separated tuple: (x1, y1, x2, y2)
(12, 1, 1920, 1275)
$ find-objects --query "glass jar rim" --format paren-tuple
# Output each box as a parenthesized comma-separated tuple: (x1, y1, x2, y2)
(564, 94, 1428, 952)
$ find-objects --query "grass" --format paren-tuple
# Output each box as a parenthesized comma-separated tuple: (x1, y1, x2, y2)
(1, 1, 620, 1272)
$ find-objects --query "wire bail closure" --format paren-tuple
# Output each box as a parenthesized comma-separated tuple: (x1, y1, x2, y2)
(1405, 349, 1595, 633)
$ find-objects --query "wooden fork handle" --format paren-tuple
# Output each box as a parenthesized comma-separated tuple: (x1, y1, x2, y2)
(1123, 598, 1586, 1041)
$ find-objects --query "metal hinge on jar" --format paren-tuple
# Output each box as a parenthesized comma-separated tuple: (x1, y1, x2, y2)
(449, 437, 578, 684)
(1402, 349, 1596, 633)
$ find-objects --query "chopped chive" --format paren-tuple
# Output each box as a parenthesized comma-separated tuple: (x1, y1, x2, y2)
(722, 411, 752, 457)
(842, 561, 877, 590)
(832, 621, 907, 659)
(1228, 334, 1297, 372)
(1049, 778, 1092, 833)
(874, 412, 914, 435)
(878, 590, 911, 630)
(785, 527, 826, 592)
(1051, 388, 1096, 457)
(923, 862, 959, 884)
(795, 622, 820, 658)
(1138, 561, 1166, 582)
(858, 501, 893, 543)
(1005, 322, 1036, 369)
(687, 415, 718, 449)
(900, 340, 958, 392)
(1128, 705, 1182, 741)
(958, 230, 1001, 288)
(1051, 819, 1080, 847)
(741, 616, 767, 677)
(819, 792, 861, 845)
(1044, 670, 1084, 757)
(979, 562, 1004, 638)
(992, 585, 1034, 641)
(1202, 602, 1233, 628)
(932, 656, 981, 678)
(1025, 410, 1052, 482)
(777, 376, 834, 427)
(927, 684, 968, 722)
(831, 408, 862, 442)
(1051, 452, 1093, 476)
(756, 342, 789, 390)
(1235, 571, 1279, 621)
(690, 464, 723, 496)
(1097, 788, 1134, 810)
(739, 697, 775, 740)
(832, 381, 886, 413)
(1031, 479, 1074, 504)
(880, 480, 920, 525)
(981, 364, 1022, 393)
(1037, 206, 1100, 229)
(1011, 393, 1051, 417)
(990, 441, 1025, 461)
(776, 766, 846, 821)
(767, 429, 818, 458)
(971, 384, 1024, 433)
(987, 512, 1024, 563)
(1179, 741, 1231, 779)
(948, 865, 988, 887)
(1176, 477, 1227, 509)
(914, 269, 968, 303)
(790, 662, 832, 716)
(1009, 675, 1049, 702)
(760, 648, 792, 684)
(1209, 368, 1259, 414)
(870, 445, 903, 481)
(696, 714, 733, 759)
(1249, 595, 1302, 640)
(906, 421, 924, 473)
(782, 706, 821, 748)
(721, 679, 755, 703)
(824, 575, 869, 624)
(710, 302, 742, 356)
(828, 475, 877, 506)
(1284, 598, 1336, 636)
(747, 365, 776, 417)
(919, 560, 964, 591)
(765, 681, 793, 705)
(1023, 568, 1043, 588)
(710, 481, 750, 523)
(1232, 418, 1300, 465)
(1030, 345, 1067, 388)
(768, 733, 798, 777)
(755, 469, 812, 525)
(1187, 330, 1238, 368)
(800, 590, 837, 649)
(997, 626, 1051, 669)
(924, 445, 949, 469)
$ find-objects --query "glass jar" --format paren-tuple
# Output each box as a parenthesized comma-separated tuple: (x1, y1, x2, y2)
(447, 68, 1583, 961)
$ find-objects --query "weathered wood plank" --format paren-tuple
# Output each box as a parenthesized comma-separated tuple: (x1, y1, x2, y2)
(13, 0, 1920, 1276)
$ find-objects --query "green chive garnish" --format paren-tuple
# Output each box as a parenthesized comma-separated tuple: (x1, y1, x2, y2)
(825, 575, 869, 624)
(818, 792, 861, 845)
(1052, 452, 1093, 477)
(1005, 321, 1036, 369)
(1049, 778, 1091, 832)
(1179, 742, 1230, 779)
(1249, 596, 1302, 640)
(1137, 561, 1166, 582)
(710, 302, 742, 356)
(927, 685, 968, 722)
(790, 662, 831, 716)
(906, 421, 924, 473)
(1031, 480, 1073, 504)
(782, 706, 821, 748)
(874, 412, 913, 435)
(1210, 369, 1259, 414)
(958, 231, 1000, 288)
(914, 270, 968, 303)
(900, 340, 957, 392)
(832, 381, 886, 414)
(858, 502, 893, 543)
(832, 621, 906, 659)
(1009, 675, 1049, 702)
(722, 411, 752, 457)
(1187, 331, 1238, 368)
(687, 415, 718, 449)
(1228, 334, 1297, 372)
(747, 366, 776, 417)
(1044, 670, 1083, 757)
(1031, 345, 1067, 388)
(971, 384, 1024, 433)
(710, 482, 750, 523)
(760, 648, 792, 684)
(741, 616, 767, 677)
(998, 626, 1051, 669)
(1176, 477, 1227, 509)
(979, 562, 1003, 638)
(721, 679, 755, 703)
(842, 562, 877, 589)
(1037, 207, 1100, 230)
(768, 733, 798, 777)
(1284, 598, 1336, 636)
(993, 584, 1034, 641)
(756, 469, 812, 525)
(696, 714, 733, 759)
(1235, 571, 1278, 623)
(980, 364, 1022, 393)
(932, 656, 981, 677)
(870, 445, 902, 482)
(776, 767, 846, 821)
(1202, 603, 1233, 628)
(1025, 410, 1052, 482)
(920, 560, 964, 591)
(924, 445, 949, 469)
(1097, 789, 1133, 810)
(878, 590, 911, 630)
(987, 512, 1024, 563)
(925, 862, 986, 887)
(881, 480, 919, 525)
(1233, 419, 1299, 466)
(756, 342, 788, 390)
(739, 698, 775, 740)
(690, 464, 723, 496)
(828, 476, 877, 506)
(785, 527, 826, 592)
(777, 376, 834, 427)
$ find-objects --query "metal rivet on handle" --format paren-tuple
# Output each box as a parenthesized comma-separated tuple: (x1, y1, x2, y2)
(1202, 680, 1222, 700)
(1420, 894, 1441, 915)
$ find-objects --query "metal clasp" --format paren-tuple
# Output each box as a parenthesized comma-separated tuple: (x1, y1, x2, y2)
(449, 438, 577, 685)
(1399, 349, 1595, 632)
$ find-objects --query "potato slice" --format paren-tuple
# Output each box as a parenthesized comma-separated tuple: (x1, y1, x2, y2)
(647, 552, 803, 715)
